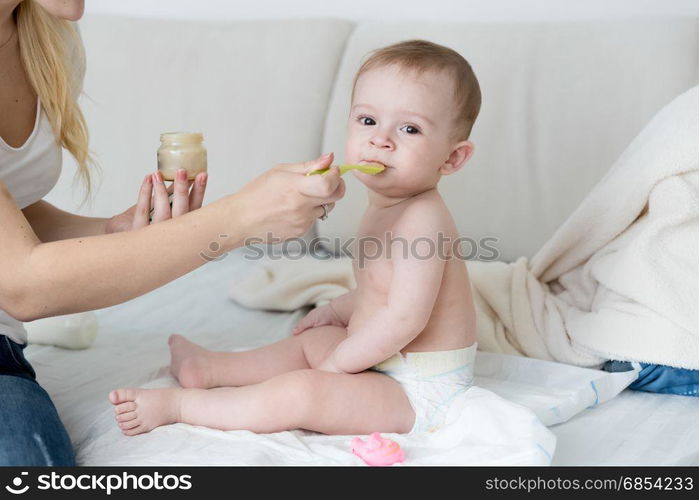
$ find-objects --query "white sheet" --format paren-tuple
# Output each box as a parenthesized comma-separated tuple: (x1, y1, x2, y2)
(25, 251, 699, 465)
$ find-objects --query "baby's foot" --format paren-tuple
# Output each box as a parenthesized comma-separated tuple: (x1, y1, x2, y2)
(168, 334, 215, 389)
(109, 388, 182, 436)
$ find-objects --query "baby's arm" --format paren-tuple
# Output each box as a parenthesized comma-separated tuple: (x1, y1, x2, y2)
(328, 290, 355, 324)
(320, 216, 445, 373)
(292, 290, 355, 335)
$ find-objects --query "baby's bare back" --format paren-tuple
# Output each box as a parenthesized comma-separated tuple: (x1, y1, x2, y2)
(349, 190, 477, 354)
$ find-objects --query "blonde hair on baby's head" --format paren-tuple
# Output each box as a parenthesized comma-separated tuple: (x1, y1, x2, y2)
(352, 39, 481, 141)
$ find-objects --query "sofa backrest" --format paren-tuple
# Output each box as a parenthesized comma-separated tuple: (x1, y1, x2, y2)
(317, 19, 699, 261)
(48, 16, 699, 262)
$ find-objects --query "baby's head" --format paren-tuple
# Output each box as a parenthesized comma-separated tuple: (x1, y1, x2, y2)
(345, 40, 481, 198)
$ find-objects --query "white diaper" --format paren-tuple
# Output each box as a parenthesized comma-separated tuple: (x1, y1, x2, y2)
(371, 343, 477, 434)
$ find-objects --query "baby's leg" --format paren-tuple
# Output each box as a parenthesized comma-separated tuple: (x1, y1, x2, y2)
(169, 326, 346, 389)
(110, 369, 414, 436)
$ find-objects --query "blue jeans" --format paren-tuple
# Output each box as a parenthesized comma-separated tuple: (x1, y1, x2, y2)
(0, 335, 75, 466)
(604, 360, 699, 397)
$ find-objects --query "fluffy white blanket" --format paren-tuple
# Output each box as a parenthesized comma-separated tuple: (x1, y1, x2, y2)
(230, 85, 699, 369)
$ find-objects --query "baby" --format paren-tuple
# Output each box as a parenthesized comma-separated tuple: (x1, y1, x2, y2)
(110, 40, 482, 436)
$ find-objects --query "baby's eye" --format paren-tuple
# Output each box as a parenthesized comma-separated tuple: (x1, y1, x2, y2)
(400, 125, 420, 135)
(358, 116, 376, 126)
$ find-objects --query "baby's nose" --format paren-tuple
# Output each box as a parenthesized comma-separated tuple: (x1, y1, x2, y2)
(369, 134, 394, 150)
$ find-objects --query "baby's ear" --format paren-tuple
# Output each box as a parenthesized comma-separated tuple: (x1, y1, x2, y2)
(440, 140, 474, 176)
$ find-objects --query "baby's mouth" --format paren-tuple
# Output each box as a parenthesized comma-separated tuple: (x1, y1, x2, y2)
(360, 160, 390, 171)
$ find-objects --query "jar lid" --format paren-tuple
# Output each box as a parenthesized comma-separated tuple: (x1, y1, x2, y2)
(160, 132, 204, 143)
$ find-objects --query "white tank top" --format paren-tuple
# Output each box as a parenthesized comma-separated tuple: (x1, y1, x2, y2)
(0, 99, 62, 344)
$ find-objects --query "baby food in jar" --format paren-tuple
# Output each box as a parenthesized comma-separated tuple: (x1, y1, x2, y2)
(157, 132, 207, 181)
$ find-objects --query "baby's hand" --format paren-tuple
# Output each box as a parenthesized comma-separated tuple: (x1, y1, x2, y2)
(292, 304, 344, 335)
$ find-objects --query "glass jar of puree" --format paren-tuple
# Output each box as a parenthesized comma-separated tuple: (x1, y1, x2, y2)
(157, 132, 208, 181)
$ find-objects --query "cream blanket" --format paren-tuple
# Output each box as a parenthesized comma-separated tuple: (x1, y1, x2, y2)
(230, 85, 699, 370)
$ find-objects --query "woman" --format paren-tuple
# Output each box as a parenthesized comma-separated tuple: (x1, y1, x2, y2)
(0, 0, 345, 465)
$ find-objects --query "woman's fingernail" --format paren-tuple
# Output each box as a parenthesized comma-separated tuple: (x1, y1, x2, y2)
(321, 152, 332, 159)
(177, 169, 186, 180)
(145, 174, 152, 184)
(201, 173, 208, 185)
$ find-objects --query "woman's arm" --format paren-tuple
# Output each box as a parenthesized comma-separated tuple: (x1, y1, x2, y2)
(1, 183, 242, 321)
(22, 200, 108, 240)
(0, 154, 345, 322)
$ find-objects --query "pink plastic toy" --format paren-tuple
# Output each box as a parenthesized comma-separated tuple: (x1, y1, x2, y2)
(351, 433, 405, 466)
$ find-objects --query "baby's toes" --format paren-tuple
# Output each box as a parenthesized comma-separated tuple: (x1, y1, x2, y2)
(168, 334, 184, 346)
(114, 401, 136, 415)
(109, 388, 138, 405)
(116, 411, 137, 423)
(123, 424, 146, 436)
(118, 418, 140, 431)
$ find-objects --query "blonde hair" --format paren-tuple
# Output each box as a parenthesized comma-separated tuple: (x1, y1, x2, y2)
(353, 40, 482, 141)
(15, 0, 94, 200)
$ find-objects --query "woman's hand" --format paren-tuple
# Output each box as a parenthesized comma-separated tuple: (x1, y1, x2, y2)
(106, 169, 207, 233)
(235, 153, 345, 243)
(292, 303, 346, 336)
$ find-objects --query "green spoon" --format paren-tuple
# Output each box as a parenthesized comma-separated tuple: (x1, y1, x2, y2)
(306, 163, 385, 176)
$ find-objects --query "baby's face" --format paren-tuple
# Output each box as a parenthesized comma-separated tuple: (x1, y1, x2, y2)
(345, 64, 464, 197)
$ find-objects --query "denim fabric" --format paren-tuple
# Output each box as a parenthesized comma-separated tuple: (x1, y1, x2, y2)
(604, 360, 699, 397)
(0, 335, 75, 465)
